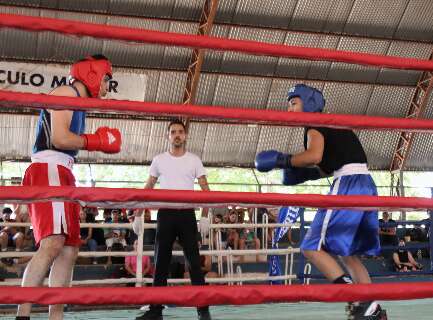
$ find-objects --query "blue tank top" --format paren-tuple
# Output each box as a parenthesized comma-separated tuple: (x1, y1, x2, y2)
(33, 86, 86, 158)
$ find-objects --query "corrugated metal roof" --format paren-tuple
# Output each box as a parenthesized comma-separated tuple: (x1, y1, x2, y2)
(1, 5, 431, 85)
(0, 1, 432, 171)
(3, 0, 433, 42)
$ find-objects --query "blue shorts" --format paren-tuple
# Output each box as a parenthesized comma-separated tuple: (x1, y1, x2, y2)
(301, 174, 380, 256)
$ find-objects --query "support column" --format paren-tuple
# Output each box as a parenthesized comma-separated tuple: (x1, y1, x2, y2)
(389, 53, 433, 219)
(182, 0, 219, 129)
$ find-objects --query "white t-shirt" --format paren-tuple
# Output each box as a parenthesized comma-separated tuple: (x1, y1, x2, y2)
(149, 151, 206, 190)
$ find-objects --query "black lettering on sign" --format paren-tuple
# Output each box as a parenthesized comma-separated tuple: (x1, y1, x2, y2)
(21, 73, 29, 86)
(30, 74, 44, 87)
(0, 70, 5, 84)
(51, 76, 67, 88)
(108, 80, 118, 93)
(7, 71, 19, 85)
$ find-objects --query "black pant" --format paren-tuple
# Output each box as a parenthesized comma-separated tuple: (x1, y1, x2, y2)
(153, 209, 205, 289)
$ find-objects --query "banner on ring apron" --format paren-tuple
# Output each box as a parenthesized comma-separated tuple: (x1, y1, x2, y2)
(269, 206, 304, 284)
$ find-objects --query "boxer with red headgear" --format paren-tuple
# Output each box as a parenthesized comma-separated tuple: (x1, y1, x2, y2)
(17, 54, 121, 320)
(70, 56, 112, 98)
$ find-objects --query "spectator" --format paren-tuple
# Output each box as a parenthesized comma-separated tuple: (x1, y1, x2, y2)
(105, 209, 127, 264)
(211, 211, 227, 250)
(0, 207, 24, 252)
(120, 209, 129, 223)
(379, 212, 398, 246)
(105, 209, 127, 249)
(239, 227, 261, 262)
(126, 209, 156, 246)
(79, 208, 98, 264)
(254, 207, 268, 247)
(125, 210, 138, 245)
(86, 208, 106, 248)
(406, 224, 428, 243)
(169, 239, 186, 279)
(237, 208, 260, 260)
(142, 209, 156, 246)
(393, 238, 422, 272)
(103, 208, 112, 222)
(265, 208, 279, 248)
(84, 206, 99, 219)
(185, 236, 218, 280)
(124, 240, 153, 287)
(14, 203, 30, 225)
(13, 205, 33, 249)
(226, 209, 240, 250)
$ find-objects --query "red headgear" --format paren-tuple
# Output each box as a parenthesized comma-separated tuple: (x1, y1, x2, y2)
(70, 57, 112, 98)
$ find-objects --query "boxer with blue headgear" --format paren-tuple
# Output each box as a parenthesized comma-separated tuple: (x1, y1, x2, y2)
(255, 84, 325, 175)
(287, 84, 325, 113)
(255, 83, 386, 319)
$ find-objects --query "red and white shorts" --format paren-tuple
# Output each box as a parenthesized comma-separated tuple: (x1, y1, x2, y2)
(22, 162, 81, 247)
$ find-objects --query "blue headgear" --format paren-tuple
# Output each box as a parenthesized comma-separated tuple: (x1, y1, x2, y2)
(287, 84, 325, 113)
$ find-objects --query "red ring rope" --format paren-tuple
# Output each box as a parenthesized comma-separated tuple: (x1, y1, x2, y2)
(2, 11, 432, 312)
(1, 186, 432, 211)
(1, 283, 432, 306)
(1, 90, 433, 132)
(0, 13, 433, 71)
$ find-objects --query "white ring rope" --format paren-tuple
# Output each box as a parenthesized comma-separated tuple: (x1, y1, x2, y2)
(0, 248, 299, 258)
(0, 274, 298, 287)
(0, 217, 299, 287)
(0, 222, 298, 229)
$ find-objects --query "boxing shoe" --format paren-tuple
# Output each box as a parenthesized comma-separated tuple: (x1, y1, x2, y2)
(135, 305, 163, 320)
(197, 306, 211, 320)
(346, 301, 388, 320)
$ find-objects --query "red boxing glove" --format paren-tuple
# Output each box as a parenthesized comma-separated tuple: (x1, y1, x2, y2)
(81, 127, 121, 154)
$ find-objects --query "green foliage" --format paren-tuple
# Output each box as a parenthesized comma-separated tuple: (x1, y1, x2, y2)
(1, 161, 432, 221)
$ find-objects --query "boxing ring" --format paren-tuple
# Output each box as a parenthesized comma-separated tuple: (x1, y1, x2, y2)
(1, 11, 433, 320)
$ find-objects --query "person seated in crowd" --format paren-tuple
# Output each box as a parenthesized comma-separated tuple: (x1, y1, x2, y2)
(84, 207, 105, 248)
(79, 207, 98, 264)
(264, 207, 279, 248)
(393, 238, 423, 272)
(125, 209, 138, 245)
(13, 204, 34, 249)
(126, 209, 156, 246)
(210, 207, 228, 249)
(142, 209, 156, 245)
(0, 207, 24, 252)
(185, 235, 218, 280)
(239, 228, 261, 261)
(105, 209, 127, 264)
(120, 209, 129, 223)
(170, 239, 186, 279)
(103, 208, 113, 222)
(405, 224, 428, 243)
(234, 208, 260, 261)
(84, 206, 99, 218)
(422, 210, 431, 237)
(124, 240, 153, 286)
(379, 211, 398, 247)
(252, 207, 268, 248)
(226, 209, 240, 250)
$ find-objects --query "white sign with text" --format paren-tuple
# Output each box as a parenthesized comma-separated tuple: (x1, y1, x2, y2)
(0, 61, 147, 101)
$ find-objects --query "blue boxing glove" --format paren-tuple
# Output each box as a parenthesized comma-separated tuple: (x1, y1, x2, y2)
(282, 167, 321, 185)
(255, 150, 292, 172)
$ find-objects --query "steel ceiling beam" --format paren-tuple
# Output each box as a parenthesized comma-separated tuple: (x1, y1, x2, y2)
(182, 0, 219, 129)
(389, 52, 433, 196)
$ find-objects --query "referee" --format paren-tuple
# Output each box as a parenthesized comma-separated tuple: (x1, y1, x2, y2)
(135, 120, 211, 320)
